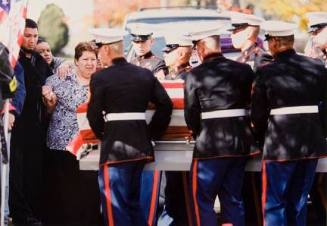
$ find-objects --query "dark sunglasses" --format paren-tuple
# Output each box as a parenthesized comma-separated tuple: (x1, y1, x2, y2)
(264, 34, 274, 41)
(192, 40, 200, 50)
(95, 42, 111, 48)
(310, 24, 327, 35)
(231, 24, 249, 34)
(162, 44, 180, 53)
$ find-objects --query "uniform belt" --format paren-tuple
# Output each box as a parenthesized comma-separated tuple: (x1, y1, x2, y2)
(104, 112, 146, 121)
(270, 105, 318, 115)
(201, 109, 247, 120)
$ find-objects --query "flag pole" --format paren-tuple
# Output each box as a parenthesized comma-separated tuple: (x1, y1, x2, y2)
(1, 0, 18, 224)
(1, 99, 11, 226)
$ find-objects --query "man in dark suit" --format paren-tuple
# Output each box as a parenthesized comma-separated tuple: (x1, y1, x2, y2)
(9, 18, 52, 226)
(88, 28, 172, 226)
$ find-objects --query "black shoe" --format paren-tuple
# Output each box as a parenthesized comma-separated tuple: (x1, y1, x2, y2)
(13, 216, 42, 226)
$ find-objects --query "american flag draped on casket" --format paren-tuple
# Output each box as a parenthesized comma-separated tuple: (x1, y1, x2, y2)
(66, 80, 191, 159)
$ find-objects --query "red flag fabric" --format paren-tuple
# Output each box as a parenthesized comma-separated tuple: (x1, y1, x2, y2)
(0, 0, 28, 68)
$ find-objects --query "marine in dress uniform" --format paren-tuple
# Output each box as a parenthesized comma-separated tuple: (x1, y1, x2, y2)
(184, 26, 258, 226)
(306, 11, 327, 225)
(129, 27, 169, 226)
(87, 28, 173, 226)
(251, 20, 327, 226)
(158, 35, 194, 226)
(229, 12, 273, 225)
(130, 28, 168, 79)
(307, 12, 327, 66)
(229, 12, 272, 71)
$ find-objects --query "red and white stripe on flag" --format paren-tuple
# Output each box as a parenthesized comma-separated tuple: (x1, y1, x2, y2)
(0, 0, 27, 68)
(67, 80, 191, 158)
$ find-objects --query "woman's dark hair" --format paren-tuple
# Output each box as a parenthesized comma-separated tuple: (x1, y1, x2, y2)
(74, 42, 97, 60)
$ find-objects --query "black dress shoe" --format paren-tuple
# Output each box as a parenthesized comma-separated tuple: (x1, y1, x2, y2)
(13, 216, 42, 226)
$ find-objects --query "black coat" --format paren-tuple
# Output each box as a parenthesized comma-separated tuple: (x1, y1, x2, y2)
(251, 49, 327, 161)
(184, 53, 258, 159)
(87, 58, 173, 165)
(13, 50, 52, 141)
(9, 50, 52, 219)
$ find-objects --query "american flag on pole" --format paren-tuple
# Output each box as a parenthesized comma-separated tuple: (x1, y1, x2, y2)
(67, 80, 192, 159)
(0, 0, 28, 68)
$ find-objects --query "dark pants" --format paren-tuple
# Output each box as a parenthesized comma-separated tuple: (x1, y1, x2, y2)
(190, 157, 247, 226)
(98, 161, 147, 226)
(9, 125, 46, 225)
(159, 171, 193, 226)
(242, 172, 262, 226)
(140, 170, 162, 226)
(262, 159, 318, 226)
(43, 150, 102, 226)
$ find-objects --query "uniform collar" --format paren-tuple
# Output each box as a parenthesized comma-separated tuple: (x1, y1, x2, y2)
(243, 43, 258, 56)
(176, 63, 191, 74)
(168, 63, 191, 79)
(202, 53, 224, 63)
(112, 57, 127, 65)
(274, 48, 296, 60)
(137, 51, 153, 60)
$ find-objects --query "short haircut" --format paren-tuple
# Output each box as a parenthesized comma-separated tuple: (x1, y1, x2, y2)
(199, 35, 221, 51)
(108, 41, 124, 55)
(25, 18, 38, 29)
(74, 42, 97, 60)
(37, 36, 46, 44)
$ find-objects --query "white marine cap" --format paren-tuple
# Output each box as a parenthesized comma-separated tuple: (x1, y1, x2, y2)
(230, 12, 265, 27)
(163, 33, 193, 53)
(306, 11, 327, 32)
(261, 20, 297, 37)
(89, 28, 125, 45)
(165, 33, 193, 46)
(128, 24, 153, 41)
(184, 24, 224, 41)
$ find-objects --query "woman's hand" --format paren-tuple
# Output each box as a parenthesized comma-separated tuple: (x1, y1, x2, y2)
(42, 85, 57, 112)
(57, 62, 73, 80)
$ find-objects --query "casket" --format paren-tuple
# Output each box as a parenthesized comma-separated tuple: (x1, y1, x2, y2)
(66, 79, 191, 159)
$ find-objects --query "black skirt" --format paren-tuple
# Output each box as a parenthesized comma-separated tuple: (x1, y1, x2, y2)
(43, 149, 102, 226)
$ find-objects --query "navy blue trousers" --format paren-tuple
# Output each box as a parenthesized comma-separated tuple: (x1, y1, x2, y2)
(98, 162, 147, 226)
(158, 171, 193, 226)
(262, 159, 318, 226)
(190, 157, 247, 226)
(140, 170, 162, 226)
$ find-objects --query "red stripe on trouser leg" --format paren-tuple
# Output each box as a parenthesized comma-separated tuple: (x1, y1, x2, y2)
(147, 170, 160, 226)
(192, 159, 201, 226)
(183, 172, 193, 226)
(103, 165, 114, 226)
(262, 161, 267, 226)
